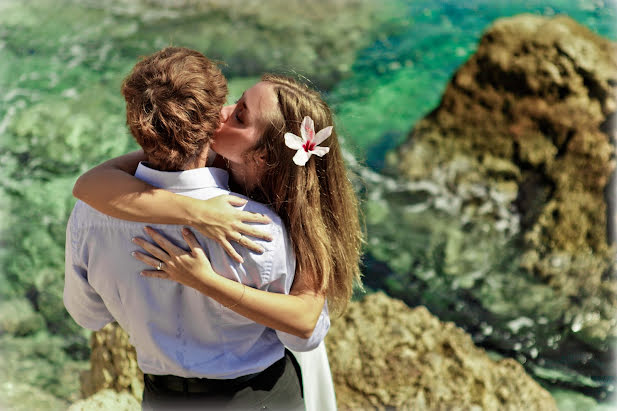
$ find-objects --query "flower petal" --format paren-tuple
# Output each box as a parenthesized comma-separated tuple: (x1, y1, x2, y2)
(314, 126, 333, 145)
(300, 116, 315, 141)
(311, 146, 330, 157)
(293, 149, 311, 166)
(284, 132, 304, 150)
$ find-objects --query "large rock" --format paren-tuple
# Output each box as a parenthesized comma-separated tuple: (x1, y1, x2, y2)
(77, 294, 557, 410)
(327, 292, 556, 410)
(80, 323, 143, 401)
(392, 14, 617, 291)
(379, 14, 616, 392)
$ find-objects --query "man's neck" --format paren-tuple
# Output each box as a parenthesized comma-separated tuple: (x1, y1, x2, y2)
(146, 145, 210, 171)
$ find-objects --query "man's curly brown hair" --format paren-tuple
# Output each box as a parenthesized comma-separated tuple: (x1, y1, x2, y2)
(122, 47, 227, 170)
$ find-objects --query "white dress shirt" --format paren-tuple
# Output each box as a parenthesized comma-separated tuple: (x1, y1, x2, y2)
(64, 163, 330, 379)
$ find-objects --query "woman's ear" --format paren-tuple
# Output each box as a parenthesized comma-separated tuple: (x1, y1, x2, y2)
(253, 147, 268, 164)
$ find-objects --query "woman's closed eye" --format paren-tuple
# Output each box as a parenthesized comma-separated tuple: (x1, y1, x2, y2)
(233, 96, 247, 124)
(235, 109, 243, 124)
(232, 101, 244, 124)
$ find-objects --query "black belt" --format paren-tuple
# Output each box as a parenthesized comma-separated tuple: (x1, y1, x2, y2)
(144, 354, 287, 395)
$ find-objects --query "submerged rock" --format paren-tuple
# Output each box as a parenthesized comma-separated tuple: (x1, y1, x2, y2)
(0, 380, 68, 411)
(382, 14, 617, 393)
(0, 331, 87, 403)
(0, 298, 45, 336)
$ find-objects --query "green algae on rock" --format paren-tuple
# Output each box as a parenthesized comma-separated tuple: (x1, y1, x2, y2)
(0, 331, 89, 404)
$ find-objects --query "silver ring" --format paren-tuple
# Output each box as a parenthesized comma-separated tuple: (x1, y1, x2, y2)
(156, 261, 164, 271)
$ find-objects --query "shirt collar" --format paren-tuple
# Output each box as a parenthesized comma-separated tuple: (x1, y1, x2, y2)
(134, 162, 229, 190)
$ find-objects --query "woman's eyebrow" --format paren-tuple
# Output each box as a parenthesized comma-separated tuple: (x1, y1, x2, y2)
(240, 92, 249, 112)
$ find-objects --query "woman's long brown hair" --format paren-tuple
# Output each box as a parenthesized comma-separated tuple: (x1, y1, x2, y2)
(249, 74, 363, 315)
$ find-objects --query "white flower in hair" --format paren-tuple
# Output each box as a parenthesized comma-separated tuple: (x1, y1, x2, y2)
(284, 116, 332, 166)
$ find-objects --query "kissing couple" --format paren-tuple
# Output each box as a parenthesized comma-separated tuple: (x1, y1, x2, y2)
(65, 46, 362, 410)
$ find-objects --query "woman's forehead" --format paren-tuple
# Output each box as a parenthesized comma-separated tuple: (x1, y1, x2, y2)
(244, 82, 277, 117)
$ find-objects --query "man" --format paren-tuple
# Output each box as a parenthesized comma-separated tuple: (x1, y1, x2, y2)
(64, 47, 321, 409)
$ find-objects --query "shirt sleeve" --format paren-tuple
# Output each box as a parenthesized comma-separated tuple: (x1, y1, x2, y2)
(63, 213, 114, 331)
(263, 219, 330, 352)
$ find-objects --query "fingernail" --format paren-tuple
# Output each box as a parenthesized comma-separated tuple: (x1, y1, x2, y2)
(131, 237, 137, 243)
(131, 251, 136, 256)
(258, 247, 265, 253)
(182, 228, 190, 235)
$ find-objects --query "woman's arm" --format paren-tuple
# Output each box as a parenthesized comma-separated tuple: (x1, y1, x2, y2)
(73, 151, 272, 262)
(132, 227, 325, 339)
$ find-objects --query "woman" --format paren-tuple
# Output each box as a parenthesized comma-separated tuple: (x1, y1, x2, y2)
(74, 74, 363, 409)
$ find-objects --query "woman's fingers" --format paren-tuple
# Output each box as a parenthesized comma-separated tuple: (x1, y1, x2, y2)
(181, 228, 205, 255)
(226, 195, 249, 207)
(222, 239, 244, 263)
(144, 226, 184, 255)
(234, 234, 265, 254)
(131, 250, 166, 270)
(140, 269, 170, 280)
(132, 237, 170, 262)
(239, 211, 271, 225)
(237, 222, 273, 241)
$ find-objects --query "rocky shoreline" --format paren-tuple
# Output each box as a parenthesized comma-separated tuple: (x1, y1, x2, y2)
(370, 14, 617, 395)
(70, 293, 557, 410)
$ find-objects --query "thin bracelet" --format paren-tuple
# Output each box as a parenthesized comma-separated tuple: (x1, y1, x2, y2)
(224, 284, 246, 310)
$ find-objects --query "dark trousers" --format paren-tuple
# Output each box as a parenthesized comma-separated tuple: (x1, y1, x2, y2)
(142, 351, 304, 410)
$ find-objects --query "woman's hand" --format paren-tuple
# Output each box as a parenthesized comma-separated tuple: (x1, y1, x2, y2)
(132, 226, 215, 291)
(190, 195, 272, 263)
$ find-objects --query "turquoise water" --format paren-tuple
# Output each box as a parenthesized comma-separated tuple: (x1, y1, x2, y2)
(329, 0, 617, 168)
(0, 0, 615, 408)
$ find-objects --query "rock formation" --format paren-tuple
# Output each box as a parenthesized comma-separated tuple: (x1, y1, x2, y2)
(392, 13, 617, 298)
(381, 14, 616, 389)
(75, 293, 557, 410)
(79, 323, 143, 401)
(327, 292, 556, 410)
(394, 13, 616, 265)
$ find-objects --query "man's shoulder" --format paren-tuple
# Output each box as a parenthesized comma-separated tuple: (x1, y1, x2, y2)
(69, 200, 123, 227)
(69, 200, 102, 225)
